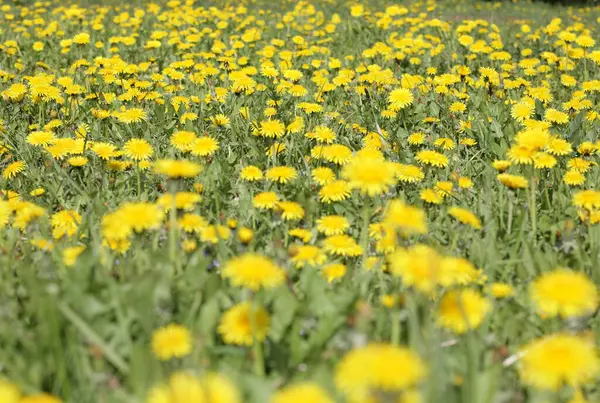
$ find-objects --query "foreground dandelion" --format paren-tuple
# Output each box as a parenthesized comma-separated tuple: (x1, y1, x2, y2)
(530, 269, 598, 318)
(342, 156, 397, 196)
(437, 289, 491, 334)
(147, 372, 240, 403)
(335, 343, 426, 401)
(519, 333, 600, 390)
(151, 324, 192, 360)
(154, 159, 203, 178)
(271, 382, 333, 403)
(218, 302, 271, 346)
(221, 253, 285, 291)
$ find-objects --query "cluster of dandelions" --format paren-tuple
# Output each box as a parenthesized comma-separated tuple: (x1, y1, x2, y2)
(1, 0, 600, 402)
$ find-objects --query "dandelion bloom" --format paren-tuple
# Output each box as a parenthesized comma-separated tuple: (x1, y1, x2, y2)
(388, 244, 441, 294)
(321, 235, 362, 257)
(319, 180, 351, 203)
(123, 138, 153, 161)
(388, 88, 414, 110)
(322, 263, 347, 283)
(154, 159, 203, 178)
(383, 199, 427, 235)
(115, 108, 146, 123)
(271, 383, 334, 403)
(573, 190, 600, 210)
(190, 136, 220, 157)
(448, 207, 482, 229)
(277, 201, 305, 221)
(311, 167, 336, 185)
(253, 192, 279, 209)
(497, 173, 528, 189)
(151, 324, 192, 360)
(148, 372, 240, 403)
(265, 166, 298, 183)
(437, 289, 491, 334)
(241, 165, 263, 181)
(218, 301, 270, 346)
(316, 215, 350, 236)
(530, 268, 598, 318)
(222, 253, 285, 290)
(2, 161, 25, 180)
(290, 245, 327, 268)
(335, 343, 426, 401)
(519, 333, 600, 390)
(415, 150, 448, 168)
(342, 156, 397, 196)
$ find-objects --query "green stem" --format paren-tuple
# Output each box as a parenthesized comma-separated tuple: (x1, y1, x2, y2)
(169, 181, 179, 273)
(529, 170, 537, 243)
(360, 202, 370, 270)
(391, 310, 400, 345)
(465, 331, 478, 403)
(136, 163, 142, 199)
(250, 302, 265, 377)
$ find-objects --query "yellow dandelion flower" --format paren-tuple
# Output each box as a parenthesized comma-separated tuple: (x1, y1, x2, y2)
(218, 301, 270, 346)
(222, 253, 285, 290)
(519, 333, 600, 390)
(151, 324, 192, 360)
(531, 268, 598, 318)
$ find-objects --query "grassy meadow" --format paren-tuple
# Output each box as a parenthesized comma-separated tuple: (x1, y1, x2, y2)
(1, 0, 600, 402)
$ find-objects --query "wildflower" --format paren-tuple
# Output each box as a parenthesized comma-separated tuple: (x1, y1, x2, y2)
(321, 144, 353, 165)
(311, 167, 336, 185)
(266, 166, 298, 183)
(154, 159, 202, 178)
(253, 192, 279, 209)
(437, 289, 491, 334)
(342, 157, 397, 196)
(0, 379, 20, 403)
(170, 130, 196, 151)
(530, 269, 598, 318)
(394, 164, 424, 183)
(420, 188, 443, 204)
(123, 139, 153, 161)
(335, 344, 426, 401)
(321, 235, 362, 257)
(488, 283, 515, 299)
(291, 245, 327, 268)
(151, 324, 192, 360)
(416, 150, 448, 168)
(271, 383, 334, 403)
(322, 263, 347, 283)
(319, 180, 351, 203)
(519, 334, 600, 390)
(388, 245, 440, 294)
(51, 210, 81, 239)
(383, 199, 427, 235)
(2, 161, 25, 180)
(448, 207, 482, 229)
(497, 174, 528, 189)
(388, 88, 414, 110)
(222, 253, 285, 290)
(277, 201, 305, 221)
(115, 108, 147, 123)
(492, 160, 511, 172)
(316, 215, 350, 235)
(573, 190, 600, 210)
(564, 170, 585, 186)
(190, 136, 220, 157)
(241, 166, 263, 181)
(259, 119, 286, 138)
(218, 302, 270, 346)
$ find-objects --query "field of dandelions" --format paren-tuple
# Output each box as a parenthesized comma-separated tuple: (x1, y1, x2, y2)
(2, 0, 600, 402)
